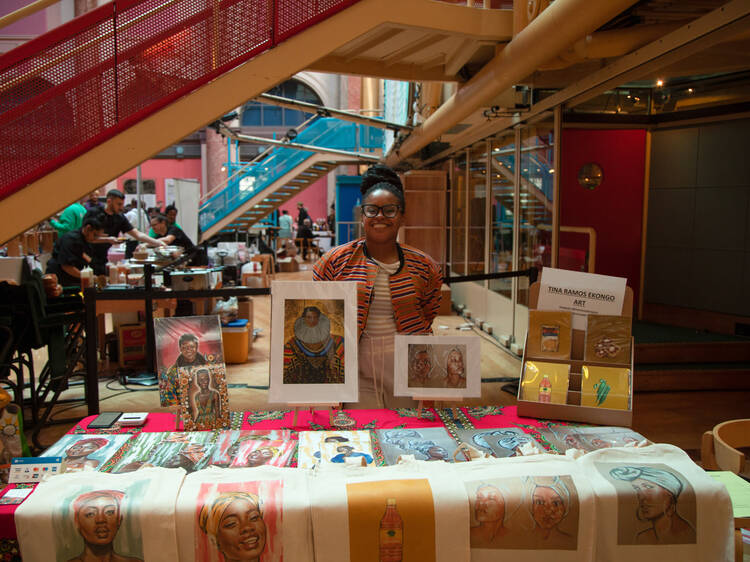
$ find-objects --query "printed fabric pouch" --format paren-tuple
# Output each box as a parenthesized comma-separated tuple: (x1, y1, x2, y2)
(452, 454, 596, 562)
(175, 466, 314, 562)
(577, 443, 733, 562)
(309, 461, 470, 562)
(15, 467, 184, 561)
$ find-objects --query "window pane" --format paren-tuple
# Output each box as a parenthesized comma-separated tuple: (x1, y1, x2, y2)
(241, 102, 261, 126)
(263, 105, 282, 126)
(468, 143, 487, 281)
(451, 153, 467, 275)
(489, 134, 515, 298)
(517, 121, 554, 306)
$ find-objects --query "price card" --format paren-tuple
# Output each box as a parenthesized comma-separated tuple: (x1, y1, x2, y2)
(8, 457, 62, 484)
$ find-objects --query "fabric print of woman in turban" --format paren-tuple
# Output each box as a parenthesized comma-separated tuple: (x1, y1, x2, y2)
(525, 476, 578, 550)
(609, 465, 696, 545)
(198, 492, 268, 562)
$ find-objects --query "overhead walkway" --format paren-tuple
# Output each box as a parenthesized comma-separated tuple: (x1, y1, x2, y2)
(0, 0, 514, 244)
(199, 116, 383, 240)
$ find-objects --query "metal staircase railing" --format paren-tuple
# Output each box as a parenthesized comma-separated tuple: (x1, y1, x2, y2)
(199, 116, 383, 237)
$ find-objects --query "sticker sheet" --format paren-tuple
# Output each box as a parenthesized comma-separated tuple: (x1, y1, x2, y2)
(577, 444, 733, 561)
(209, 430, 295, 468)
(584, 315, 632, 364)
(175, 467, 314, 562)
(107, 432, 215, 473)
(229, 439, 297, 468)
(527, 310, 573, 360)
(375, 428, 463, 464)
(42, 434, 132, 473)
(297, 430, 374, 469)
(454, 428, 544, 458)
(15, 467, 184, 561)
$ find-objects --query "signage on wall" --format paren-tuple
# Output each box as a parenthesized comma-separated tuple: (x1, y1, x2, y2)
(537, 267, 626, 330)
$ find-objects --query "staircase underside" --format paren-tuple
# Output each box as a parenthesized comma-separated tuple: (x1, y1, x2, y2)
(0, 0, 514, 244)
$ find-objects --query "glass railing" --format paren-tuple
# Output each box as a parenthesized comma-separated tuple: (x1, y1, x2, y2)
(199, 117, 383, 232)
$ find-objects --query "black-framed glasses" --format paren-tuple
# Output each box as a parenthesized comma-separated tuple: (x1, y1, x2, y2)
(361, 204, 401, 218)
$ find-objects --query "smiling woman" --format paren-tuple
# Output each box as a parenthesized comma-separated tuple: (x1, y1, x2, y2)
(313, 165, 443, 408)
(199, 492, 267, 562)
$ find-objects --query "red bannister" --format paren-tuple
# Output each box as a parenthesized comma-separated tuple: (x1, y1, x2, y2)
(0, 0, 360, 202)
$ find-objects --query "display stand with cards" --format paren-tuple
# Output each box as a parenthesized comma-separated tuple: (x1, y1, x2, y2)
(516, 281, 635, 426)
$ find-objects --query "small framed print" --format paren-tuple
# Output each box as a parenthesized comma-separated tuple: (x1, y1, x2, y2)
(393, 335, 481, 398)
(178, 364, 230, 431)
(269, 280, 359, 404)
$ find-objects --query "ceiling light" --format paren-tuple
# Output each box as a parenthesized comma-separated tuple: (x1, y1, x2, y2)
(656, 79, 664, 87)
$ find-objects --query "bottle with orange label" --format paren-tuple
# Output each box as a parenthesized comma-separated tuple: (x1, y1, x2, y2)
(538, 375, 552, 403)
(379, 498, 403, 562)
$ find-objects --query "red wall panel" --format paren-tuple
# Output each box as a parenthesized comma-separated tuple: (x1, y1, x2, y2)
(560, 129, 646, 307)
(118, 159, 202, 205)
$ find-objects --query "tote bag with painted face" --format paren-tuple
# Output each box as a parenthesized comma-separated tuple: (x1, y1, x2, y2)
(15, 467, 184, 561)
(577, 443, 733, 562)
(175, 466, 314, 562)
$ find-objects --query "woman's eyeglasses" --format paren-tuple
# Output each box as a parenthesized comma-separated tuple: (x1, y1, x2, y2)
(361, 204, 401, 218)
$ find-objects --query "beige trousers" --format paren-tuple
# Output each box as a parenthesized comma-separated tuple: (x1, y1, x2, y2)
(347, 334, 416, 410)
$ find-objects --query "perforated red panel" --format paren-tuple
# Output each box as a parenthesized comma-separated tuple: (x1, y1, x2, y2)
(0, 0, 359, 203)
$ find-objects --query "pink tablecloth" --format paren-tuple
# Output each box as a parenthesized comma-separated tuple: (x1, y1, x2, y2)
(0, 406, 566, 541)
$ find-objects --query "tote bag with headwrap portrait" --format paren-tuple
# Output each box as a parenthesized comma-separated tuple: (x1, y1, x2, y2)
(175, 466, 314, 562)
(577, 443, 733, 562)
(309, 461, 470, 562)
(15, 467, 184, 561)
(452, 454, 596, 562)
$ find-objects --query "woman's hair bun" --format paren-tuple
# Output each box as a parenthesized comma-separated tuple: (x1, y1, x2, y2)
(360, 164, 403, 195)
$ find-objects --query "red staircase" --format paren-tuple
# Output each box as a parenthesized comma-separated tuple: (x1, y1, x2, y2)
(0, 0, 360, 203)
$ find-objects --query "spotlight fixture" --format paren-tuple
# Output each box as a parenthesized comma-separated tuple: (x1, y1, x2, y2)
(656, 79, 664, 87)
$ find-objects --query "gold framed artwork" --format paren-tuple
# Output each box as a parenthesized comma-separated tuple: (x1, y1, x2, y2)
(581, 366, 631, 410)
(584, 315, 632, 364)
(527, 310, 573, 360)
(520, 361, 570, 405)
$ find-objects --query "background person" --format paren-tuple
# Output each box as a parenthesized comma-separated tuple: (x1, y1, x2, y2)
(198, 492, 267, 562)
(85, 190, 164, 274)
(46, 216, 103, 287)
(296, 201, 310, 228)
(313, 164, 442, 408)
(50, 198, 88, 236)
(297, 218, 315, 260)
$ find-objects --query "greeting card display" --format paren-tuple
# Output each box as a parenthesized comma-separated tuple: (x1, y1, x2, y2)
(581, 366, 631, 410)
(527, 310, 572, 360)
(520, 361, 570, 405)
(584, 315, 632, 364)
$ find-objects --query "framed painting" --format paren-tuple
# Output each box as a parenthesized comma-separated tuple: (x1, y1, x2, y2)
(393, 335, 481, 398)
(154, 315, 225, 406)
(178, 364, 230, 431)
(269, 280, 359, 404)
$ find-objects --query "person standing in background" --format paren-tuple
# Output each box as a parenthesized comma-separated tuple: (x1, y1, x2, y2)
(296, 201, 310, 228)
(83, 191, 104, 212)
(50, 199, 87, 236)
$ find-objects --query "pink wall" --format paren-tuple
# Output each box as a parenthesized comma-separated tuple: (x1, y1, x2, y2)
(0, 1, 46, 35)
(277, 176, 328, 223)
(117, 159, 202, 206)
(560, 129, 646, 307)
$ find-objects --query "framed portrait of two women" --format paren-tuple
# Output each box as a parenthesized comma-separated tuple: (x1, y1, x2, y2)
(393, 335, 482, 398)
(269, 281, 359, 404)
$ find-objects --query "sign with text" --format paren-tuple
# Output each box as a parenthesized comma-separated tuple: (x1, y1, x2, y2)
(537, 268, 626, 330)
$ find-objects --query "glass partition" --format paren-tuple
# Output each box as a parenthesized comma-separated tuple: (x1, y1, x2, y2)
(468, 142, 487, 280)
(517, 120, 555, 306)
(489, 133, 515, 298)
(450, 151, 467, 275)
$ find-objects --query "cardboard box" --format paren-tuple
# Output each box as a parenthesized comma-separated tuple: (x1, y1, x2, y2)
(277, 257, 299, 272)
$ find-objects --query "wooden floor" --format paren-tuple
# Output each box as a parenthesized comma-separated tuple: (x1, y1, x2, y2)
(28, 265, 750, 461)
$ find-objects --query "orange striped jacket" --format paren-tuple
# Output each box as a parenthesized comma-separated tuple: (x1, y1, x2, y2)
(312, 238, 443, 339)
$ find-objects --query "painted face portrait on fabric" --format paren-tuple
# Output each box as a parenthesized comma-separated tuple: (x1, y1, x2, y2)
(69, 490, 143, 562)
(199, 492, 267, 562)
(607, 465, 696, 545)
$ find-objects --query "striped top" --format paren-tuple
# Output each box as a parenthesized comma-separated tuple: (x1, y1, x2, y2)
(363, 258, 399, 336)
(313, 238, 443, 339)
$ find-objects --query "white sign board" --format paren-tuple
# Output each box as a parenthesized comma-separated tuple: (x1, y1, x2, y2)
(166, 178, 200, 243)
(537, 267, 626, 330)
